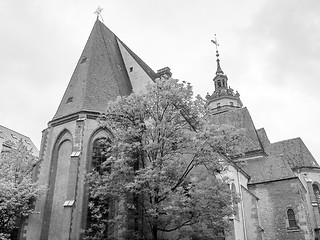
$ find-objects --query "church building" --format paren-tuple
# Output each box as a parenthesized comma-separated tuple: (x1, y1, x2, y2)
(21, 18, 320, 240)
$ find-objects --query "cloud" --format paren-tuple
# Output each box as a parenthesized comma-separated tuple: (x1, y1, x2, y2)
(240, 0, 320, 94)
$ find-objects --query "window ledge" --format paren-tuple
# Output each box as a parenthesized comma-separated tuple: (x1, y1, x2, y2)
(287, 227, 300, 232)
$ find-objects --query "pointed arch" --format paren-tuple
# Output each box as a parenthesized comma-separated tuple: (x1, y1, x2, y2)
(312, 181, 320, 197)
(40, 129, 73, 240)
(86, 126, 114, 171)
(81, 126, 114, 237)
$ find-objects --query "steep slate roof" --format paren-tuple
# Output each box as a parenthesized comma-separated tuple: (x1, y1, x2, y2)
(53, 19, 156, 120)
(241, 156, 295, 184)
(209, 107, 263, 153)
(117, 39, 157, 80)
(0, 125, 39, 156)
(268, 137, 319, 169)
(239, 135, 318, 184)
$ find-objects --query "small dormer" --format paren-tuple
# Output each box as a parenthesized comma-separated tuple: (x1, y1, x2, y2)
(206, 36, 243, 113)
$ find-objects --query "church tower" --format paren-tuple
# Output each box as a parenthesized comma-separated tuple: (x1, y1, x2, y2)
(23, 18, 157, 240)
(206, 37, 243, 113)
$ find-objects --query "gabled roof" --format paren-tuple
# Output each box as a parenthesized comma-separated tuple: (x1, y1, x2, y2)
(0, 125, 39, 156)
(268, 137, 319, 169)
(53, 19, 156, 120)
(241, 156, 295, 184)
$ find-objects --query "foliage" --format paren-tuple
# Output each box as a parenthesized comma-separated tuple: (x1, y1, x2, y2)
(0, 140, 42, 240)
(85, 78, 242, 240)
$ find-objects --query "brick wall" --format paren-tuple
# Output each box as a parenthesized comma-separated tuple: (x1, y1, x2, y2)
(249, 178, 313, 240)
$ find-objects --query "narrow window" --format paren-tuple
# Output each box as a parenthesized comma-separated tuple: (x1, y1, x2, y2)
(80, 56, 88, 64)
(313, 184, 320, 209)
(129, 67, 134, 72)
(87, 137, 112, 239)
(231, 183, 239, 219)
(92, 138, 112, 173)
(287, 209, 297, 228)
(217, 80, 221, 87)
(66, 97, 73, 104)
(313, 184, 320, 198)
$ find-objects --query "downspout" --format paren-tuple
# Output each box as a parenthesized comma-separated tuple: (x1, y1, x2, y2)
(237, 170, 248, 240)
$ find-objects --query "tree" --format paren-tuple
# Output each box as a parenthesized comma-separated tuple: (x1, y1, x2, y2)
(85, 78, 242, 240)
(0, 140, 43, 240)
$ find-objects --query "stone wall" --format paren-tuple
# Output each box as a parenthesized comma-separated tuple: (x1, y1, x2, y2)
(241, 187, 262, 240)
(249, 178, 313, 240)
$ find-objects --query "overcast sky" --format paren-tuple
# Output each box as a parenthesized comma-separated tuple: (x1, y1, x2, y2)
(1, 0, 320, 161)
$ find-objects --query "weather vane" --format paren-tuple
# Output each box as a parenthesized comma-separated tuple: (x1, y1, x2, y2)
(94, 6, 104, 22)
(211, 34, 220, 58)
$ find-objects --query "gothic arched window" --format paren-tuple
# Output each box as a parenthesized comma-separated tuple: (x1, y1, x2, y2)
(313, 184, 320, 198)
(287, 208, 297, 228)
(313, 184, 320, 210)
(92, 137, 112, 173)
(86, 137, 113, 239)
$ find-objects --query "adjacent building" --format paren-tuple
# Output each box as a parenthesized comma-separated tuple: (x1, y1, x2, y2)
(0, 124, 38, 156)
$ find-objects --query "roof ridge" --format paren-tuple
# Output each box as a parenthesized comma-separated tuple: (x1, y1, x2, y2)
(80, 19, 100, 111)
(271, 137, 301, 145)
(0, 124, 31, 139)
(96, 20, 121, 97)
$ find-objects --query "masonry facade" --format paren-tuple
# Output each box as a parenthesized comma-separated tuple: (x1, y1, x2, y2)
(21, 19, 320, 240)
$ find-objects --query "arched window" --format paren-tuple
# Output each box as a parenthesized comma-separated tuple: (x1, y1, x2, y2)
(92, 137, 112, 173)
(287, 208, 298, 228)
(313, 184, 320, 211)
(313, 184, 320, 195)
(86, 137, 112, 238)
(313, 184, 320, 198)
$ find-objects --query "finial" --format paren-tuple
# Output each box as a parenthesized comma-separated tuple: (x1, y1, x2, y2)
(211, 34, 224, 75)
(211, 34, 220, 58)
(94, 6, 104, 22)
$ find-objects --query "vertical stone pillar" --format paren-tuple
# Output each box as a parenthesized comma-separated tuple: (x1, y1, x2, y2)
(61, 117, 85, 239)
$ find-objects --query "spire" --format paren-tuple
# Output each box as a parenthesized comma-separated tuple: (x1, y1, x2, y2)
(211, 34, 224, 75)
(216, 59, 224, 75)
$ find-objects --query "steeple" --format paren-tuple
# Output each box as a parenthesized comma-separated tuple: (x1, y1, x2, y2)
(51, 19, 157, 122)
(213, 37, 224, 76)
(206, 36, 243, 113)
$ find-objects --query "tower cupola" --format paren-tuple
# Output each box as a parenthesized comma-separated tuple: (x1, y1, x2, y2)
(206, 35, 243, 113)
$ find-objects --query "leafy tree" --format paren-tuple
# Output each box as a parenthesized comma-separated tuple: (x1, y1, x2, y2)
(0, 140, 43, 240)
(85, 79, 242, 240)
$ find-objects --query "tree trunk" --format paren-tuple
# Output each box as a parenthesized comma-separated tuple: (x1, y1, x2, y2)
(152, 225, 158, 240)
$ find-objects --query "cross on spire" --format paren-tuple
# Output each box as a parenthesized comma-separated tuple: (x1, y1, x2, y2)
(211, 34, 220, 58)
(94, 6, 104, 22)
(211, 34, 224, 75)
